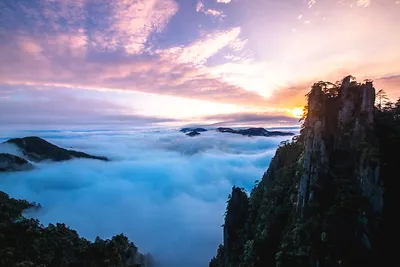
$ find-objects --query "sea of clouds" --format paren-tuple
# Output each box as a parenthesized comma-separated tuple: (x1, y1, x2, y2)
(0, 127, 298, 267)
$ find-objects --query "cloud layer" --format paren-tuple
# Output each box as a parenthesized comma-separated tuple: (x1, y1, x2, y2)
(0, 128, 296, 267)
(0, 85, 177, 126)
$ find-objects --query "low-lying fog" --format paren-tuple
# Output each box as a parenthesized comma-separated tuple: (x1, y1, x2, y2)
(0, 127, 298, 267)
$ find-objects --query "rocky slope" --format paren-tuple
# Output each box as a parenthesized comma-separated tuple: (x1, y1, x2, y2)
(0, 153, 35, 172)
(210, 76, 396, 267)
(4, 136, 108, 162)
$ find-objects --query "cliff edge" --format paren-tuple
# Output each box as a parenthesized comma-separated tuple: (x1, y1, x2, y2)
(210, 76, 396, 267)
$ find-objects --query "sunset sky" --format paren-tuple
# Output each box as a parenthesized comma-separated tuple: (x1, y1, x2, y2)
(1, 0, 399, 127)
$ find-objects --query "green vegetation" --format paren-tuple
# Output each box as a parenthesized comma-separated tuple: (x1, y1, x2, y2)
(210, 77, 397, 267)
(0, 191, 147, 267)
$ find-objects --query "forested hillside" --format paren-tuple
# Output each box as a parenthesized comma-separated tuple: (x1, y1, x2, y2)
(0, 191, 152, 267)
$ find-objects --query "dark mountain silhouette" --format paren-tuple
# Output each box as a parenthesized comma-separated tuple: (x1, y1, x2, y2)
(5, 136, 108, 162)
(180, 127, 208, 133)
(186, 130, 201, 137)
(0, 153, 35, 172)
(216, 127, 294, 137)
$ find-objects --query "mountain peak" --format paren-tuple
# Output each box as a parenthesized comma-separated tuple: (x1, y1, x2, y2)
(5, 136, 108, 162)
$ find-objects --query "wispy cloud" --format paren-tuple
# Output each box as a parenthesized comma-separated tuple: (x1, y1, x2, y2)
(203, 112, 299, 127)
(196, 1, 204, 12)
(375, 75, 400, 100)
(1, 0, 399, 119)
(159, 27, 241, 64)
(96, 0, 178, 54)
(0, 0, 266, 107)
(357, 0, 371, 7)
(0, 32, 267, 107)
(229, 38, 247, 51)
(216, 0, 232, 3)
(204, 8, 224, 17)
(196, 1, 224, 18)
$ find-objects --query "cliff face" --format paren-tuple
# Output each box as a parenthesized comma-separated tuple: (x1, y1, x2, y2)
(298, 76, 383, 217)
(223, 187, 249, 264)
(210, 76, 393, 267)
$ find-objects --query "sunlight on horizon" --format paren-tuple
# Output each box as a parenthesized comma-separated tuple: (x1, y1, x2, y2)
(1, 0, 399, 126)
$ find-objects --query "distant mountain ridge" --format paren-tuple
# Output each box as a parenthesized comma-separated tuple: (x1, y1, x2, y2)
(179, 127, 294, 137)
(180, 127, 208, 133)
(186, 130, 201, 137)
(0, 136, 108, 172)
(4, 136, 108, 162)
(216, 127, 294, 137)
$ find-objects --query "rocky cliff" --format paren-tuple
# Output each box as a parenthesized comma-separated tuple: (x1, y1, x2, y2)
(210, 76, 395, 267)
(298, 76, 383, 217)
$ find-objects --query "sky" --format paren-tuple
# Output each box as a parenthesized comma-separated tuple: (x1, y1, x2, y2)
(0, 0, 400, 127)
(0, 128, 298, 267)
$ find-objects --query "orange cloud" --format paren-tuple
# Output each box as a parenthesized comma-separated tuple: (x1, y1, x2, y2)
(0, 33, 268, 107)
(375, 75, 400, 101)
(20, 38, 42, 55)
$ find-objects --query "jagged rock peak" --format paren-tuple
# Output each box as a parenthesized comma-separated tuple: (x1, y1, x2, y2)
(223, 187, 249, 263)
(297, 76, 382, 216)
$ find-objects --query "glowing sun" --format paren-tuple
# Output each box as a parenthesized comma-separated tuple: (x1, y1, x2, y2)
(288, 107, 304, 118)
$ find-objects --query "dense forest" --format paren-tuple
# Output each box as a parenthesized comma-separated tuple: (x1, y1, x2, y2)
(210, 76, 398, 267)
(0, 191, 152, 267)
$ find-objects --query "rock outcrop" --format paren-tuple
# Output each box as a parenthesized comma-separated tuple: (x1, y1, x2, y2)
(216, 127, 294, 137)
(210, 76, 392, 267)
(0, 153, 35, 172)
(223, 187, 249, 264)
(4, 136, 109, 162)
(298, 76, 383, 216)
